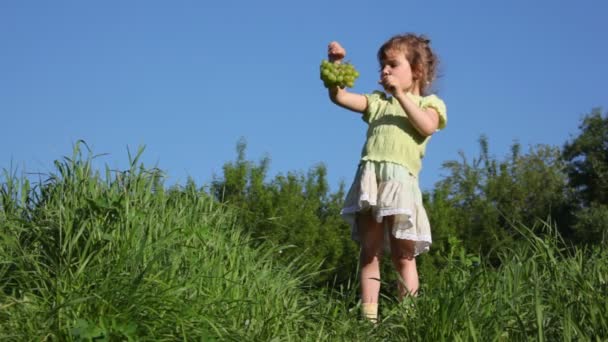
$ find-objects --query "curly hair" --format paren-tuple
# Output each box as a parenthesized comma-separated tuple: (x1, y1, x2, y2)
(377, 33, 439, 95)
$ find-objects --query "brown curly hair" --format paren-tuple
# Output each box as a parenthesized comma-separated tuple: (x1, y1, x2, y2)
(377, 33, 439, 95)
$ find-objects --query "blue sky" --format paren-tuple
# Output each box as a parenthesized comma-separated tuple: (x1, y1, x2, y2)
(2, 0, 606, 193)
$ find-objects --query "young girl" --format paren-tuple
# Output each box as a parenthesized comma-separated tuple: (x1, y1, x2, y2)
(325, 33, 447, 322)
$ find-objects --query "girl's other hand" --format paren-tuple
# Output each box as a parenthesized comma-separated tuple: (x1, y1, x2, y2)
(379, 75, 398, 95)
(328, 41, 346, 63)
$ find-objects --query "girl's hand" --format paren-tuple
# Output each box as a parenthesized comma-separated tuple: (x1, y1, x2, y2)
(379, 75, 401, 96)
(328, 41, 346, 63)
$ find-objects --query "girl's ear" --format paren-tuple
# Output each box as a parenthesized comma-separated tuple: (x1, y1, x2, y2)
(412, 64, 424, 81)
(412, 65, 426, 92)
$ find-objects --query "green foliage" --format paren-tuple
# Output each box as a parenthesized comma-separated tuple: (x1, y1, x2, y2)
(211, 138, 358, 286)
(563, 108, 608, 206)
(427, 135, 570, 260)
(563, 108, 608, 243)
(572, 203, 608, 244)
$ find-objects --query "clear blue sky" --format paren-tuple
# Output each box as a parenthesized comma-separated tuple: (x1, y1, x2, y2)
(2, 0, 606, 192)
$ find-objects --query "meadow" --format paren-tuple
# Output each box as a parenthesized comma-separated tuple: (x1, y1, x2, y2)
(1, 144, 607, 341)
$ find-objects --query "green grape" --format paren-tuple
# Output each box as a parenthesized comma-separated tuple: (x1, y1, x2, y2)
(319, 59, 360, 89)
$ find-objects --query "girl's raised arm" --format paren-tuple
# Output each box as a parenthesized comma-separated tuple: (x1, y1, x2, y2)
(327, 42, 367, 114)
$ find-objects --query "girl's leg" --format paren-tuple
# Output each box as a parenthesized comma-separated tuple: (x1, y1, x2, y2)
(357, 213, 384, 320)
(387, 216, 419, 299)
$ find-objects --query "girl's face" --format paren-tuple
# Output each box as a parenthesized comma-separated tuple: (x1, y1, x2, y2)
(380, 48, 419, 95)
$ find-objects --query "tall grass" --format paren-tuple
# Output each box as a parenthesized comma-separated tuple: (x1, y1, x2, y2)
(0, 144, 327, 340)
(1, 143, 607, 340)
(373, 222, 608, 341)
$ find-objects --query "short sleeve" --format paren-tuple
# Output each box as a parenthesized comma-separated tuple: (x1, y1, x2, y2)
(363, 91, 387, 123)
(421, 94, 447, 130)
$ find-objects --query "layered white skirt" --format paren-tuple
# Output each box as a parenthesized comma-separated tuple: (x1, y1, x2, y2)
(340, 161, 432, 256)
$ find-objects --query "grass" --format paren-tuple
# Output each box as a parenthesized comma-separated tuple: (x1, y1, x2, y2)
(1, 143, 607, 341)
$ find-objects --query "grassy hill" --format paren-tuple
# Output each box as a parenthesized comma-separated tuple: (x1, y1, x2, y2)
(1, 145, 606, 341)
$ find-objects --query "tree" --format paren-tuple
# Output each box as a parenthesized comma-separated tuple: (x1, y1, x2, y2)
(563, 108, 608, 207)
(563, 108, 608, 244)
(428, 136, 569, 259)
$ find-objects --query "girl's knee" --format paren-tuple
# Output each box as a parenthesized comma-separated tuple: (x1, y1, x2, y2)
(360, 243, 383, 265)
(390, 243, 415, 265)
(391, 253, 414, 268)
(357, 213, 384, 265)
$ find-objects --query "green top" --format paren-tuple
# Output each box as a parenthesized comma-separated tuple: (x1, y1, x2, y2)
(360, 91, 447, 177)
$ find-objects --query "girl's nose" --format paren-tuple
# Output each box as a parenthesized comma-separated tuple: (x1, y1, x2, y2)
(381, 67, 390, 76)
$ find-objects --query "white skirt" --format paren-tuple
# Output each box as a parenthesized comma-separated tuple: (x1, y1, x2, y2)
(341, 161, 432, 256)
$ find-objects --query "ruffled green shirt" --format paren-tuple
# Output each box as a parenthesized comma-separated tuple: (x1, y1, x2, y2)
(360, 91, 447, 177)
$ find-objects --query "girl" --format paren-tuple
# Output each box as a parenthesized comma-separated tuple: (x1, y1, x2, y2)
(325, 33, 447, 322)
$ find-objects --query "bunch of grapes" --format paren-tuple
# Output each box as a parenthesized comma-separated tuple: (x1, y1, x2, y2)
(319, 59, 360, 89)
